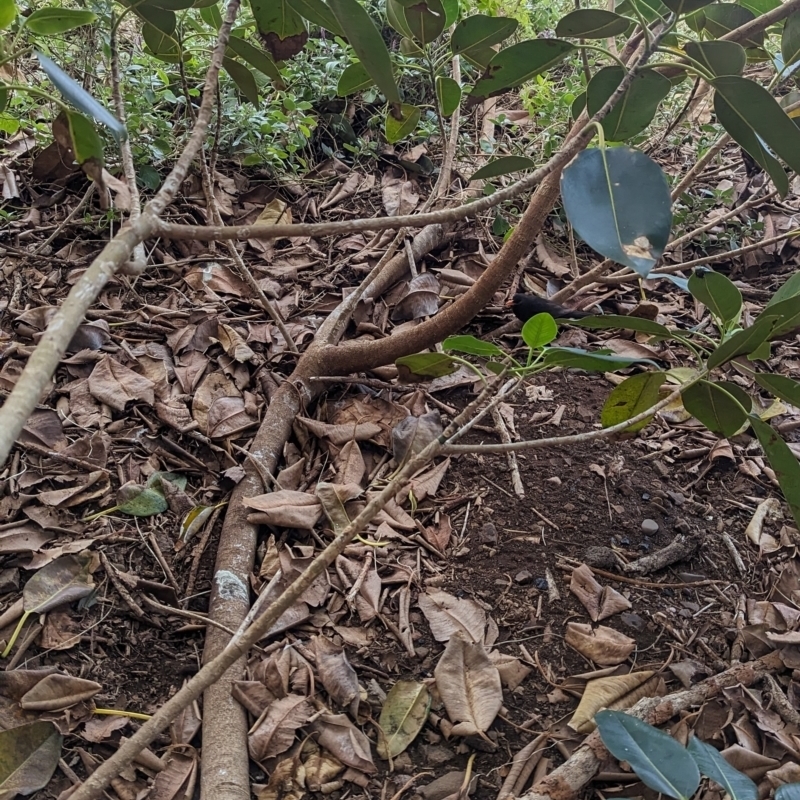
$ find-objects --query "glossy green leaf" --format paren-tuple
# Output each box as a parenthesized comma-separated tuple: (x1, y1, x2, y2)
(66, 111, 103, 169)
(682, 380, 750, 437)
(330, 0, 401, 103)
(338, 62, 374, 96)
(387, 0, 414, 39)
(450, 14, 517, 67)
(36, 53, 127, 142)
(555, 9, 630, 38)
(713, 76, 800, 192)
(443, 335, 503, 357)
(573, 315, 673, 337)
(704, 3, 762, 46)
(767, 272, 800, 308)
(571, 91, 586, 120)
(522, 313, 557, 349)
(287, 0, 344, 35)
(396, 352, 459, 380)
(684, 40, 746, 76)
(436, 76, 461, 117)
(661, 0, 714, 13)
(596, 711, 700, 799)
(470, 156, 536, 181)
(760, 294, 800, 338)
(688, 268, 742, 327)
(377, 681, 431, 758)
(749, 415, 800, 529)
(228, 35, 282, 82)
(0, 0, 16, 28)
(0, 722, 62, 797)
(543, 347, 657, 371)
(561, 146, 672, 277)
(601, 371, 666, 432)
(783, 12, 800, 70)
(441, 0, 458, 26)
(142, 22, 182, 61)
(776, 784, 800, 800)
(25, 7, 96, 33)
(385, 103, 420, 142)
(687, 738, 757, 800)
(404, 0, 446, 45)
(223, 58, 259, 104)
(469, 39, 575, 103)
(399, 36, 425, 55)
(747, 340, 771, 361)
(200, 3, 221, 27)
(707, 315, 779, 369)
(586, 66, 671, 141)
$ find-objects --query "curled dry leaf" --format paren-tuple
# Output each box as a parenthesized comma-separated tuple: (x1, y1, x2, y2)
(316, 482, 363, 534)
(391, 273, 441, 322)
(256, 753, 305, 800)
(303, 744, 345, 792)
(488, 652, 531, 691)
(242, 490, 322, 529)
(20, 674, 102, 711)
(418, 590, 486, 644)
(393, 410, 443, 465)
(334, 440, 365, 486)
(298, 417, 382, 446)
(433, 632, 502, 737)
(565, 622, 636, 666)
(149, 746, 198, 800)
(312, 713, 377, 774)
(568, 671, 659, 733)
(248, 694, 312, 762)
(745, 497, 782, 549)
(88, 356, 155, 411)
(313, 637, 359, 708)
(377, 680, 431, 759)
(569, 564, 632, 622)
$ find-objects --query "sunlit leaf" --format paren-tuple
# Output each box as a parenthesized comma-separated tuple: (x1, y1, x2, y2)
(601, 371, 666, 432)
(443, 335, 504, 357)
(377, 681, 431, 758)
(385, 103, 420, 142)
(25, 7, 96, 33)
(522, 312, 557, 349)
(396, 352, 459, 381)
(0, 0, 16, 29)
(436, 75, 461, 117)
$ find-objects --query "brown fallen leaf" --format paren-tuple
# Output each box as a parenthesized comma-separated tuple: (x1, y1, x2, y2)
(313, 636, 359, 709)
(248, 694, 312, 762)
(565, 622, 635, 666)
(312, 712, 377, 773)
(242, 490, 322, 529)
(568, 671, 660, 733)
(569, 564, 632, 622)
(418, 590, 486, 644)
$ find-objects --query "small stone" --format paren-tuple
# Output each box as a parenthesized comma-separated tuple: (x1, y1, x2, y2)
(534, 577, 549, 591)
(667, 490, 685, 506)
(641, 518, 659, 534)
(642, 492, 650, 501)
(479, 523, 498, 545)
(515, 570, 533, 585)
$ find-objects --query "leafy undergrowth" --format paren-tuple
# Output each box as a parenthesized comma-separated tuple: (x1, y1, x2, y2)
(2, 132, 800, 799)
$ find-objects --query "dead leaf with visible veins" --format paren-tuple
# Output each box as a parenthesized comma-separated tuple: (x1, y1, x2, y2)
(418, 590, 486, 643)
(565, 622, 636, 666)
(20, 674, 102, 711)
(488, 651, 531, 690)
(393, 410, 443, 465)
(312, 713, 377, 773)
(434, 632, 502, 737)
(242, 490, 322, 529)
(88, 356, 155, 411)
(148, 746, 198, 800)
(568, 671, 660, 733)
(569, 564, 632, 621)
(333, 440, 365, 486)
(248, 694, 312, 762)
(313, 636, 359, 708)
(391, 273, 440, 322)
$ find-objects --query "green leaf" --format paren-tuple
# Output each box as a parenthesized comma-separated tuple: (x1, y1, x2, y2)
(704, 3, 762, 47)
(586, 66, 671, 141)
(573, 315, 673, 337)
(25, 7, 96, 33)
(0, 0, 16, 29)
(387, 0, 414, 39)
(441, 0, 458, 26)
(338, 62, 374, 96)
(223, 57, 259, 104)
(249, 0, 307, 60)
(228, 35, 282, 82)
(329, 0, 401, 103)
(543, 347, 657, 371)
(142, 21, 183, 61)
(377, 681, 431, 759)
(404, 0, 446, 45)
(688, 268, 742, 327)
(776, 785, 800, 800)
(65, 111, 103, 169)
(660, 0, 714, 13)
(684, 40, 746, 76)
(555, 9, 630, 38)
(601, 371, 666, 432)
(749, 415, 800, 529)
(200, 3, 221, 26)
(706, 315, 779, 369)
(468, 39, 575, 103)
(385, 103, 420, 142)
(469, 155, 536, 181)
(287, 0, 344, 35)
(522, 313, 557, 349)
(396, 352, 459, 380)
(687, 737, 757, 800)
(755, 373, 800, 407)
(783, 13, 800, 72)
(450, 14, 517, 67)
(595, 711, 701, 800)
(738, 0, 780, 13)
(36, 53, 127, 142)
(766, 270, 800, 308)
(616, 0, 671, 22)
(443, 335, 504, 357)
(682, 380, 750, 437)
(759, 294, 800, 338)
(0, 722, 62, 797)
(436, 75, 461, 117)
(399, 36, 425, 55)
(561, 146, 672, 277)
(131, 2, 176, 34)
(713, 76, 800, 188)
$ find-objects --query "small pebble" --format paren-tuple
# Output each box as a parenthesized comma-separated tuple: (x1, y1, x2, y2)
(479, 522, 498, 545)
(641, 518, 659, 534)
(667, 490, 685, 506)
(515, 570, 533, 585)
(534, 577, 549, 591)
